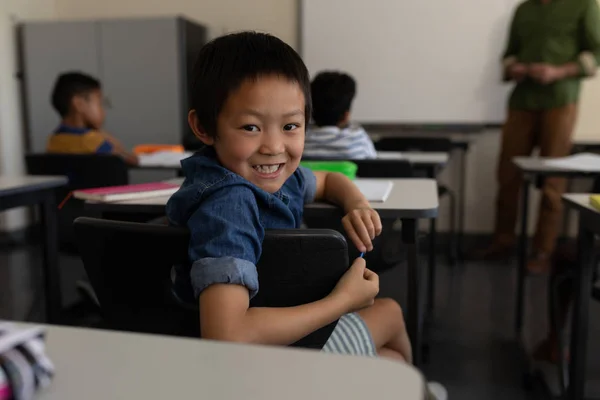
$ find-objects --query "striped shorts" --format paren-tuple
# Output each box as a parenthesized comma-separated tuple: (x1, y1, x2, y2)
(322, 312, 377, 356)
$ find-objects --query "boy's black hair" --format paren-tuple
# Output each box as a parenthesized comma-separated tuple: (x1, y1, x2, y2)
(310, 71, 356, 127)
(190, 31, 312, 138)
(51, 72, 101, 117)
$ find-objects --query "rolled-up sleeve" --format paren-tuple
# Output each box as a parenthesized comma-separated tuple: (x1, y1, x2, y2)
(186, 186, 264, 299)
(578, 0, 600, 77)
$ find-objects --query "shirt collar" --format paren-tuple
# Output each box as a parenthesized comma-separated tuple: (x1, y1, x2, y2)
(54, 124, 91, 135)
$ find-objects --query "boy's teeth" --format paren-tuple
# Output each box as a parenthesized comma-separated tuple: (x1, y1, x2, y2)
(255, 164, 280, 174)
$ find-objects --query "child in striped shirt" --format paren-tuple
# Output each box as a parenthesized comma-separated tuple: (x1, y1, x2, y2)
(304, 71, 377, 160)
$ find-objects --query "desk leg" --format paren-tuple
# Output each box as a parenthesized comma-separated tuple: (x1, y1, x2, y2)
(457, 148, 467, 258)
(39, 194, 62, 323)
(427, 218, 436, 313)
(402, 218, 421, 366)
(426, 165, 437, 314)
(567, 222, 595, 400)
(515, 179, 529, 334)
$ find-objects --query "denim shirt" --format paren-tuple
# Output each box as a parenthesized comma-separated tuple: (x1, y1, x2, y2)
(166, 147, 317, 300)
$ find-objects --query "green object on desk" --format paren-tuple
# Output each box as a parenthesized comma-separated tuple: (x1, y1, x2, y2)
(300, 161, 358, 179)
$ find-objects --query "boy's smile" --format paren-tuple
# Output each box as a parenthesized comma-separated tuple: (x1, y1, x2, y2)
(192, 74, 306, 194)
(252, 163, 286, 178)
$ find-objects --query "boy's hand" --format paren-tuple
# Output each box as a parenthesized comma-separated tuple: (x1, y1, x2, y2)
(330, 258, 379, 312)
(342, 204, 382, 253)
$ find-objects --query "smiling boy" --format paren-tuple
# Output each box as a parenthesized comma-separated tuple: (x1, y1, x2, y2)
(166, 31, 446, 400)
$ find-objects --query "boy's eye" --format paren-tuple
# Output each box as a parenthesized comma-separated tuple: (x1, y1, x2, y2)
(283, 123, 300, 131)
(242, 125, 259, 132)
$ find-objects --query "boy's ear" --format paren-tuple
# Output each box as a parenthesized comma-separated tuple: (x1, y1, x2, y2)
(71, 95, 87, 113)
(188, 110, 214, 146)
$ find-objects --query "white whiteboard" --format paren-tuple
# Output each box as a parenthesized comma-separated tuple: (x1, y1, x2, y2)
(300, 0, 522, 124)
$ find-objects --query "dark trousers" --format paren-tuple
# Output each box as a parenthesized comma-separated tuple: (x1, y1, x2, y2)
(494, 104, 578, 253)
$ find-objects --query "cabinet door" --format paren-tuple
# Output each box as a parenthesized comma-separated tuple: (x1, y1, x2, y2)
(99, 18, 182, 150)
(21, 21, 101, 152)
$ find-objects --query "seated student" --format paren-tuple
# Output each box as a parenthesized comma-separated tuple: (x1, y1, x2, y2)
(166, 32, 446, 400)
(303, 71, 377, 160)
(46, 72, 138, 165)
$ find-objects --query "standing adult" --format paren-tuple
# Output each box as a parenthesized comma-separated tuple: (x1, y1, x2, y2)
(473, 0, 600, 273)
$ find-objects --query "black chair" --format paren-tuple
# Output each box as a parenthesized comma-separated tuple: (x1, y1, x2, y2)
(25, 153, 129, 250)
(374, 137, 458, 265)
(73, 217, 349, 349)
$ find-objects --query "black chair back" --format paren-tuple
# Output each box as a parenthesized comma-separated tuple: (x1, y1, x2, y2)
(73, 217, 349, 349)
(25, 153, 129, 192)
(375, 137, 452, 153)
(26, 153, 129, 249)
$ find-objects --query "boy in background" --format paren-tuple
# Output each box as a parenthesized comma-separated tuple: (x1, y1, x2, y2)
(303, 71, 377, 159)
(46, 72, 138, 165)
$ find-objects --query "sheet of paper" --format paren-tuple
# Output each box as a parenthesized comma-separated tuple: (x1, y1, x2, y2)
(138, 151, 193, 167)
(543, 153, 600, 172)
(353, 179, 393, 202)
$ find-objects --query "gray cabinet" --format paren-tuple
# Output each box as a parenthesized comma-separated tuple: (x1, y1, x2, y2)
(19, 17, 207, 153)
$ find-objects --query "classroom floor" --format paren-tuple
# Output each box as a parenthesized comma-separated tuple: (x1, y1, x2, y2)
(2, 242, 600, 399)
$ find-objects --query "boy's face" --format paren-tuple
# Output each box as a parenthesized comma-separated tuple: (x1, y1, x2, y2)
(74, 89, 105, 130)
(194, 75, 306, 194)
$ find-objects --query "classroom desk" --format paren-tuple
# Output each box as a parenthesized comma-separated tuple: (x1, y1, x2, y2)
(23, 322, 425, 400)
(561, 194, 599, 400)
(0, 176, 68, 323)
(368, 127, 485, 258)
(84, 178, 439, 367)
(512, 157, 600, 335)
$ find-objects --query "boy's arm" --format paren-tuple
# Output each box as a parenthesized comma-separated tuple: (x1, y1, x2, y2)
(314, 171, 368, 211)
(179, 186, 375, 345)
(200, 284, 349, 345)
(98, 131, 139, 165)
(313, 171, 382, 252)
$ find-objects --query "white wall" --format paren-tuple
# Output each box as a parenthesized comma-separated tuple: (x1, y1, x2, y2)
(0, 0, 56, 232)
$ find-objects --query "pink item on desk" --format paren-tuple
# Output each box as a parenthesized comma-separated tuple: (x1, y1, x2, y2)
(72, 182, 180, 203)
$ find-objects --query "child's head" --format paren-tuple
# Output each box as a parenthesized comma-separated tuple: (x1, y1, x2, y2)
(51, 72, 105, 130)
(188, 31, 311, 194)
(310, 71, 356, 127)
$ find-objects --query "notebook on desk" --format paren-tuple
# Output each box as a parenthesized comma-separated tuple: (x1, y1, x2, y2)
(353, 179, 393, 202)
(73, 182, 180, 203)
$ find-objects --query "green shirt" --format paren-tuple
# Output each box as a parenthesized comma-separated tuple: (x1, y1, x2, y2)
(503, 0, 600, 110)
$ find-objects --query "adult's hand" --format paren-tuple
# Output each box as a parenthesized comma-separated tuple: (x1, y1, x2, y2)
(529, 63, 566, 84)
(507, 63, 528, 82)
